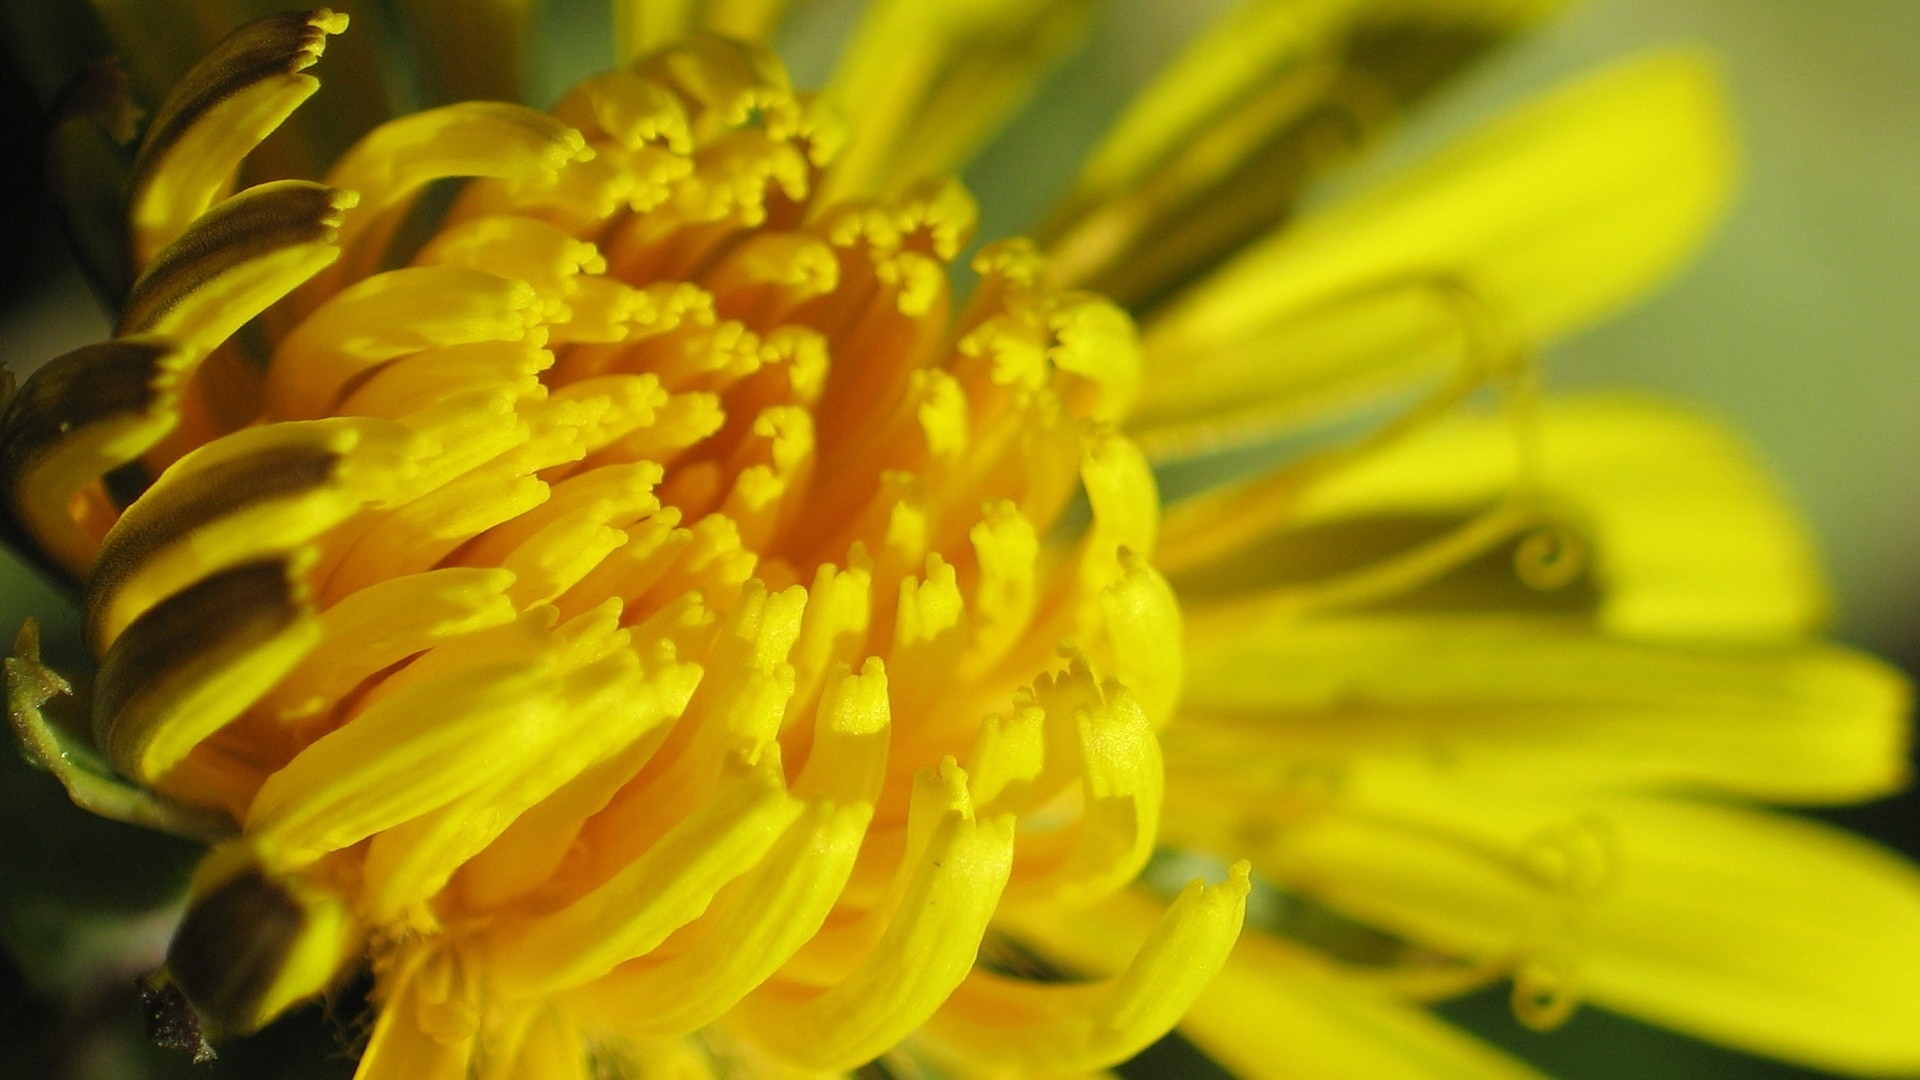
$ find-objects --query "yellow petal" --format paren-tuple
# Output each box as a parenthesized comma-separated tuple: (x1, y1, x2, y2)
(1044, 0, 1560, 306)
(1185, 947, 1546, 1080)
(490, 1008, 589, 1080)
(1005, 673, 1165, 910)
(484, 751, 801, 995)
(606, 1035, 722, 1079)
(266, 267, 550, 420)
(352, 946, 477, 1080)
(125, 9, 348, 263)
(729, 761, 1016, 1069)
(416, 213, 606, 296)
(1018, 885, 1544, 1080)
(1100, 550, 1184, 727)
(568, 797, 873, 1036)
(1167, 396, 1827, 643)
(299, 101, 591, 306)
(247, 617, 565, 866)
(93, 556, 321, 785)
(567, 583, 804, 874)
(1080, 427, 1158, 560)
(258, 567, 518, 723)
(83, 417, 420, 653)
(359, 633, 698, 922)
(93, 4, 389, 185)
(1176, 613, 1909, 805)
(121, 181, 355, 356)
(1250, 790, 1920, 1076)
(1586, 807, 1920, 1076)
(449, 633, 698, 909)
(822, 0, 1090, 200)
(926, 863, 1248, 1075)
(611, 0, 795, 60)
(1134, 52, 1734, 455)
(0, 337, 187, 575)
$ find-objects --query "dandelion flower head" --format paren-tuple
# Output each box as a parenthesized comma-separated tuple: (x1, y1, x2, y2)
(4, 2, 1920, 1078)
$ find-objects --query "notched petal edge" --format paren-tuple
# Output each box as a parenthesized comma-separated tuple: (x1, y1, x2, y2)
(127, 8, 349, 263)
(119, 179, 357, 342)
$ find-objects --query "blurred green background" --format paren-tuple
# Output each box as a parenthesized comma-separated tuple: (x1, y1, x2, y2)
(1, 1, 1916, 1077)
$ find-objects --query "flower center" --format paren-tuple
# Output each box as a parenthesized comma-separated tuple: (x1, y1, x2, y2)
(4, 21, 1217, 1071)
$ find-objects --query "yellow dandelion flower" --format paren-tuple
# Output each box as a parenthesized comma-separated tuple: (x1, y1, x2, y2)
(2, 2, 1916, 1078)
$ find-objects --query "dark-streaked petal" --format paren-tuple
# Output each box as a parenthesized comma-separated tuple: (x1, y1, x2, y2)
(126, 9, 349, 264)
(1043, 0, 1563, 310)
(1130, 54, 1731, 457)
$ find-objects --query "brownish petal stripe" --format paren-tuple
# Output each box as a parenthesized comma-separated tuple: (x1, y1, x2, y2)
(163, 864, 307, 1037)
(91, 559, 303, 780)
(125, 9, 346, 262)
(128, 9, 337, 190)
(0, 337, 177, 578)
(1047, 14, 1518, 312)
(84, 445, 338, 655)
(118, 180, 353, 336)
(1123, 21, 1510, 311)
(0, 338, 173, 484)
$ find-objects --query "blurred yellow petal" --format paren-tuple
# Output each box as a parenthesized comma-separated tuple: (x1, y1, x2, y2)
(164, 850, 359, 1036)
(1244, 790, 1920, 1076)
(493, 1009, 591, 1080)
(353, 946, 477, 1080)
(1176, 613, 1909, 804)
(1166, 396, 1827, 643)
(823, 0, 1090, 200)
(1020, 885, 1544, 1080)
(926, 863, 1248, 1075)
(1045, 0, 1561, 307)
(1192, 946, 1547, 1079)
(612, 0, 794, 59)
(1134, 52, 1734, 454)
